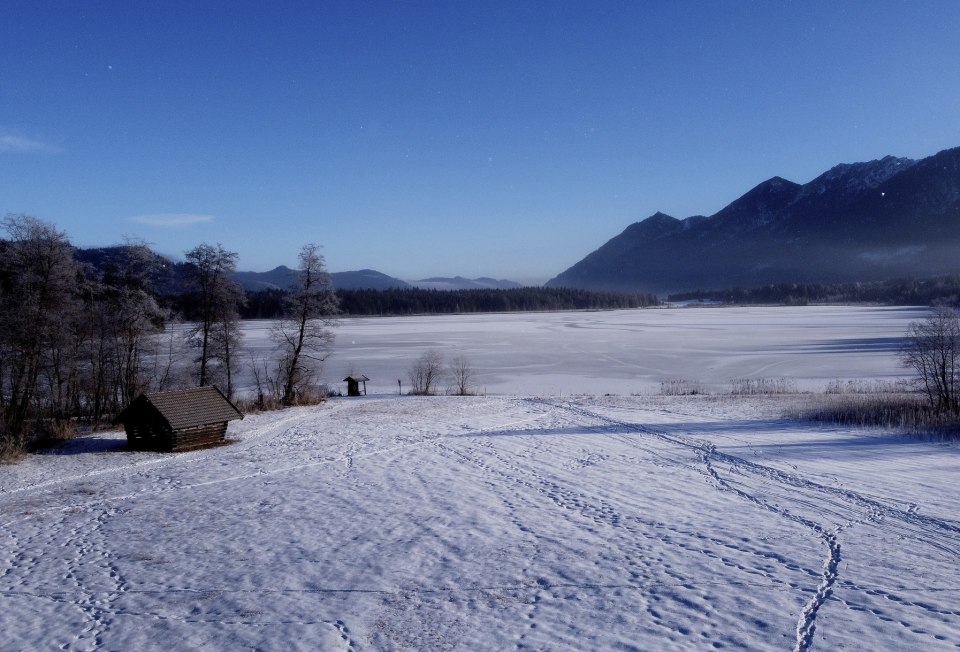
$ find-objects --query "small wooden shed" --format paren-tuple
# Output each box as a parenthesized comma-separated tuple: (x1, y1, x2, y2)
(343, 374, 370, 396)
(114, 386, 244, 452)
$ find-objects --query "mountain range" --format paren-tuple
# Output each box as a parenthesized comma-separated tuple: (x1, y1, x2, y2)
(409, 277, 522, 291)
(73, 249, 524, 294)
(232, 267, 412, 291)
(546, 146, 960, 294)
(231, 268, 520, 292)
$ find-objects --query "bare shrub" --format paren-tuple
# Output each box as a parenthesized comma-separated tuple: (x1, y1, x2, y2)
(824, 378, 910, 395)
(233, 393, 282, 414)
(0, 444, 25, 463)
(409, 350, 444, 395)
(729, 377, 797, 395)
(249, 352, 281, 411)
(233, 384, 329, 415)
(659, 379, 704, 396)
(27, 419, 78, 451)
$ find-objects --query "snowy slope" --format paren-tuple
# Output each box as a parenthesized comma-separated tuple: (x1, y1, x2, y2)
(3, 394, 959, 650)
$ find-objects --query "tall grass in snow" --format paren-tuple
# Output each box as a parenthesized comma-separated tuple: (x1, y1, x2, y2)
(729, 377, 797, 395)
(794, 388, 960, 436)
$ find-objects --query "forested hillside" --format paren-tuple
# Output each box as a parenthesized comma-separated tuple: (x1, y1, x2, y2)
(669, 276, 960, 306)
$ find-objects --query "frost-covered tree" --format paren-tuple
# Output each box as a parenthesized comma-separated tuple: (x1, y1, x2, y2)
(0, 215, 80, 453)
(274, 244, 339, 405)
(73, 241, 172, 424)
(107, 240, 166, 404)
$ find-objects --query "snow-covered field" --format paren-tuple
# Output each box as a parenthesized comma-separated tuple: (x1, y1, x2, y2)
(4, 306, 960, 651)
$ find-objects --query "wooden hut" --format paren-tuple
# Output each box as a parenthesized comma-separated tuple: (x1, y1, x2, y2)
(343, 375, 370, 396)
(114, 386, 244, 452)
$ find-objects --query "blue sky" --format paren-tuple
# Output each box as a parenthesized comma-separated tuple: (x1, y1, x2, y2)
(3, 1, 960, 283)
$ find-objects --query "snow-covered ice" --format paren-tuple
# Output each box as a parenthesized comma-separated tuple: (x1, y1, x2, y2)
(3, 306, 959, 650)
(316, 305, 926, 396)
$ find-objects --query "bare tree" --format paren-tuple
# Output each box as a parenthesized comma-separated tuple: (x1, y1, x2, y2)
(248, 352, 275, 410)
(184, 243, 244, 392)
(408, 349, 444, 395)
(901, 306, 960, 414)
(274, 244, 339, 405)
(449, 354, 475, 396)
(211, 308, 244, 398)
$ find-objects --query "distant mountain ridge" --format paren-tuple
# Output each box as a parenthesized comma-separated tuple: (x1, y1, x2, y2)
(232, 269, 523, 292)
(232, 267, 410, 291)
(410, 276, 522, 290)
(231, 266, 296, 291)
(334, 269, 412, 290)
(547, 146, 960, 294)
(73, 249, 511, 294)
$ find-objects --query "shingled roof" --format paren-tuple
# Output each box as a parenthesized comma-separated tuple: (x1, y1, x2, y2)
(115, 386, 243, 430)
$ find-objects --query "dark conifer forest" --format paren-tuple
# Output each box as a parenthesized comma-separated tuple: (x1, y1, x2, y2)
(241, 287, 659, 318)
(668, 277, 960, 307)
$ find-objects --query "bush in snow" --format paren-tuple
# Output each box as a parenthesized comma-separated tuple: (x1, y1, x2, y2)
(408, 350, 444, 395)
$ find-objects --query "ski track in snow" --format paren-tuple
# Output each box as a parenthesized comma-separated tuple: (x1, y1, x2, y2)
(3, 394, 960, 650)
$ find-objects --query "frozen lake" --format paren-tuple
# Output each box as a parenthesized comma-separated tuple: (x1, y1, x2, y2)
(239, 305, 929, 397)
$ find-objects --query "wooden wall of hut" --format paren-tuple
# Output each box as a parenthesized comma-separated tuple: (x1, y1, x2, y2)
(125, 422, 228, 452)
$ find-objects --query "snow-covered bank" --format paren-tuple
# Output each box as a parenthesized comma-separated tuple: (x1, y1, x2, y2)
(3, 394, 958, 650)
